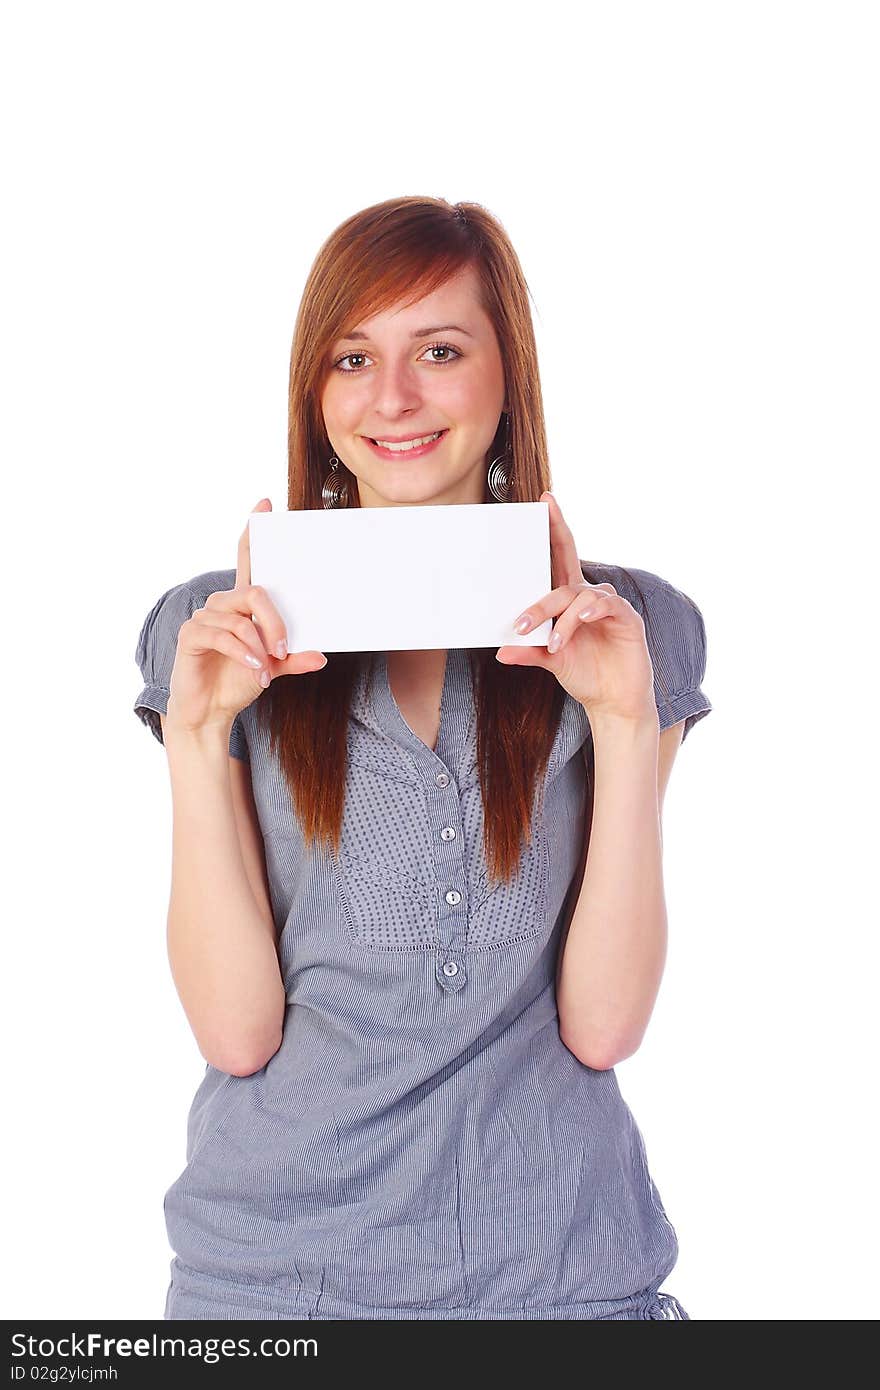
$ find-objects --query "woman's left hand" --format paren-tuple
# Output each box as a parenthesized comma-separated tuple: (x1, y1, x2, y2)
(495, 491, 658, 723)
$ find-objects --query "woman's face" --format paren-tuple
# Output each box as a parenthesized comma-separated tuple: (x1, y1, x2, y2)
(320, 263, 508, 508)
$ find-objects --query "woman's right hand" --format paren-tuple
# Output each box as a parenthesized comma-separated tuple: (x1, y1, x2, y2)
(166, 497, 327, 735)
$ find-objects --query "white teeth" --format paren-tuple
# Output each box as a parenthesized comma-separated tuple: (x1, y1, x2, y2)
(372, 430, 444, 452)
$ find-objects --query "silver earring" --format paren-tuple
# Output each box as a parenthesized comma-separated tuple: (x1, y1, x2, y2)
(322, 455, 350, 509)
(487, 413, 514, 502)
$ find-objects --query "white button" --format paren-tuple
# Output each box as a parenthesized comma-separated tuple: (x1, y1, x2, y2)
(445, 889, 462, 906)
(442, 961, 459, 977)
(440, 827, 456, 841)
(435, 772, 450, 787)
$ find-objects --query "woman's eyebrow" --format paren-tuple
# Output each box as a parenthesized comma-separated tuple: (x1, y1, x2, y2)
(338, 323, 475, 342)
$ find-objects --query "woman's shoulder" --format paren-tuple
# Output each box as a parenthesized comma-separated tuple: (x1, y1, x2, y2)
(135, 567, 237, 642)
(157, 566, 238, 608)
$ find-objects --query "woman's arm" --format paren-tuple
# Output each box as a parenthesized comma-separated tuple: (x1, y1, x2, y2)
(556, 711, 676, 1070)
(160, 712, 286, 1076)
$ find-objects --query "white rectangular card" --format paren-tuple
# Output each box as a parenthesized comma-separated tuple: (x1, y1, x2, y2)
(248, 501, 552, 652)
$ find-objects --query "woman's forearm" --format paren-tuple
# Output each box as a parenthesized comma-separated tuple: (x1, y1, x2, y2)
(556, 712, 666, 1069)
(161, 716, 286, 1075)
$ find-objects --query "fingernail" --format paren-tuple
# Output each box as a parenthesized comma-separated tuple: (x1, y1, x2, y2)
(548, 631, 563, 653)
(514, 614, 532, 634)
(259, 669, 271, 687)
(275, 638, 288, 659)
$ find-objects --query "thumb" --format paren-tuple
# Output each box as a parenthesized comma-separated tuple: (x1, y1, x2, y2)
(496, 645, 549, 667)
(275, 650, 328, 674)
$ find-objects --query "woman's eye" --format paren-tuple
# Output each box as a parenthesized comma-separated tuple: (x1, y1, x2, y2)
(335, 353, 371, 372)
(332, 343, 461, 373)
(421, 343, 461, 364)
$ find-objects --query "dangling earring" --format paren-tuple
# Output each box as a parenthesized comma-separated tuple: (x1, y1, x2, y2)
(487, 412, 514, 502)
(322, 454, 350, 509)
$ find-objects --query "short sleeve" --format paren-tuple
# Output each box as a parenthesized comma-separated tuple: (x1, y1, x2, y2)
(133, 572, 250, 762)
(581, 561, 713, 743)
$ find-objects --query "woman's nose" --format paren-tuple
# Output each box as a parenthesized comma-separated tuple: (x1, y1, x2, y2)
(368, 362, 424, 415)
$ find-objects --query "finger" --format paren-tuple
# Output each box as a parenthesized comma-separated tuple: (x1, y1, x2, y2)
(495, 643, 555, 669)
(194, 612, 327, 676)
(540, 490, 584, 589)
(547, 585, 629, 654)
(205, 582, 294, 665)
(183, 611, 273, 680)
(236, 497, 272, 591)
(510, 578, 592, 639)
(498, 587, 621, 665)
(194, 607, 274, 670)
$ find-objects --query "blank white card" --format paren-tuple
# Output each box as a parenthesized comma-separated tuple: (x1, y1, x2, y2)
(248, 501, 552, 652)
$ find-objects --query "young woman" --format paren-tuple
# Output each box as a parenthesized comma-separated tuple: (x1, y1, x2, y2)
(134, 196, 712, 1320)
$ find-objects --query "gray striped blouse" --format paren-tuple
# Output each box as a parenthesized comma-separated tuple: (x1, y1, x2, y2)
(134, 559, 712, 1320)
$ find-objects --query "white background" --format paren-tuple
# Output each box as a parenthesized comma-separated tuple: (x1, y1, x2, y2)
(3, 0, 877, 1322)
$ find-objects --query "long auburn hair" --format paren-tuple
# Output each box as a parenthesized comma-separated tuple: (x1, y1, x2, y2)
(253, 195, 662, 886)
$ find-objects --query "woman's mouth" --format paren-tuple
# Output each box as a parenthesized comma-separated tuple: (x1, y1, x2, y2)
(364, 429, 449, 460)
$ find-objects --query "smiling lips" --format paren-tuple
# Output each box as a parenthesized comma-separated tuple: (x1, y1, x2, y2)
(365, 430, 449, 459)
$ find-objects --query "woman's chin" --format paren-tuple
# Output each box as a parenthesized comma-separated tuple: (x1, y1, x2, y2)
(354, 461, 488, 509)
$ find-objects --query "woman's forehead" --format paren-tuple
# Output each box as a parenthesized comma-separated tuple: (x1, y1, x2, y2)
(350, 266, 485, 334)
